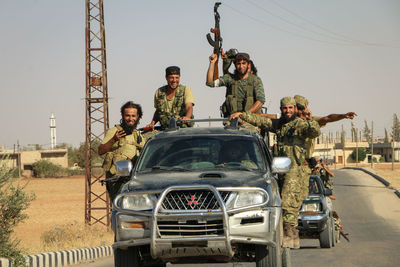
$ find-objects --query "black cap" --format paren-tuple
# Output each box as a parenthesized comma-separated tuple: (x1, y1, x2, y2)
(235, 53, 250, 62)
(165, 66, 180, 76)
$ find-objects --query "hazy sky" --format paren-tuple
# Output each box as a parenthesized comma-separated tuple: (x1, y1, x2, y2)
(1, 0, 399, 149)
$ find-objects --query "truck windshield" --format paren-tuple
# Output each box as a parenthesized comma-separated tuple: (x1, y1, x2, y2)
(136, 136, 266, 173)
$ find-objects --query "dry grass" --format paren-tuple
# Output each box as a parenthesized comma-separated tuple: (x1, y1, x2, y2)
(333, 162, 400, 189)
(12, 176, 113, 254)
(40, 221, 111, 252)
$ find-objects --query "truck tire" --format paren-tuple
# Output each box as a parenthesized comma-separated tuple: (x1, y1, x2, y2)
(330, 217, 336, 247)
(282, 247, 292, 267)
(319, 218, 333, 248)
(255, 218, 282, 267)
(114, 247, 142, 267)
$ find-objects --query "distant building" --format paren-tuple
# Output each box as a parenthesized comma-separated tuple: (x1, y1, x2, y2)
(0, 148, 68, 177)
(373, 142, 400, 162)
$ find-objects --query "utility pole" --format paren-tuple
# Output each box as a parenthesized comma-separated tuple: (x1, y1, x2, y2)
(356, 128, 358, 167)
(371, 121, 374, 169)
(17, 140, 21, 178)
(392, 138, 395, 171)
(85, 0, 110, 226)
(342, 124, 346, 167)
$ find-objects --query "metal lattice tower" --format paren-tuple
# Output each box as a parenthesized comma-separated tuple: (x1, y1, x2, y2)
(85, 0, 110, 226)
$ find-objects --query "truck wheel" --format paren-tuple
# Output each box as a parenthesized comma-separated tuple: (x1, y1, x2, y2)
(114, 247, 142, 267)
(330, 217, 336, 247)
(282, 247, 292, 267)
(255, 220, 282, 267)
(319, 218, 333, 248)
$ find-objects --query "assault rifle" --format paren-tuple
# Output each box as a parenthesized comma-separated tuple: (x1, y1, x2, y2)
(206, 2, 222, 80)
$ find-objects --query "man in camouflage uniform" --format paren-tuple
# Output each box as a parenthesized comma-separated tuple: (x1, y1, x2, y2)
(146, 66, 194, 131)
(206, 52, 265, 118)
(314, 158, 335, 191)
(99, 101, 145, 202)
(230, 97, 321, 249)
(294, 94, 356, 200)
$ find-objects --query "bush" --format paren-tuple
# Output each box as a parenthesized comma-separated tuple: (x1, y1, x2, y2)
(350, 148, 367, 162)
(0, 157, 35, 266)
(9, 167, 22, 178)
(32, 160, 66, 178)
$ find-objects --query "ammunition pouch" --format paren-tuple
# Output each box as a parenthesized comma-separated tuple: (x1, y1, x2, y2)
(222, 73, 261, 117)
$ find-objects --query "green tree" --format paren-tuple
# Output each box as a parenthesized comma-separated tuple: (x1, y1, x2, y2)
(392, 114, 400, 142)
(0, 157, 35, 266)
(67, 141, 103, 168)
(350, 148, 367, 162)
(67, 145, 85, 168)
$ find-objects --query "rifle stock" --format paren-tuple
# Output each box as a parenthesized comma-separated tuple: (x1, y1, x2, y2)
(213, 58, 219, 80)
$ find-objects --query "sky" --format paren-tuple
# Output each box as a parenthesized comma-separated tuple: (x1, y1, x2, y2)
(0, 0, 399, 149)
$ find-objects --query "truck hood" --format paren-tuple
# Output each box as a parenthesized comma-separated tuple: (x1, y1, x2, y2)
(121, 170, 270, 192)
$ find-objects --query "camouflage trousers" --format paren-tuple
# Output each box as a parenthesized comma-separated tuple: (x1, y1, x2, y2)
(279, 164, 309, 227)
(299, 165, 312, 202)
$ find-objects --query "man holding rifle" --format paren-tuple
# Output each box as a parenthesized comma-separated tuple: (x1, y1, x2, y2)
(205, 2, 265, 118)
(206, 52, 265, 118)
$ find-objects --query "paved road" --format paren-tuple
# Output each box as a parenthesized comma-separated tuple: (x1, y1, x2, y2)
(77, 169, 400, 267)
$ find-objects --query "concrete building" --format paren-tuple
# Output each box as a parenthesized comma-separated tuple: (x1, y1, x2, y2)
(0, 148, 68, 177)
(373, 142, 400, 162)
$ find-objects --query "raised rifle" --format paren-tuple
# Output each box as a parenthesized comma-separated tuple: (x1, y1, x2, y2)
(206, 2, 222, 80)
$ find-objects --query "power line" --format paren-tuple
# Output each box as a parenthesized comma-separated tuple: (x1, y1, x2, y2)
(224, 2, 360, 46)
(246, 0, 361, 45)
(224, 1, 400, 48)
(266, 0, 400, 48)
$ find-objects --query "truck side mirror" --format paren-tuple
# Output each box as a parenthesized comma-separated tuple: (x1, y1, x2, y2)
(271, 157, 291, 174)
(115, 160, 133, 177)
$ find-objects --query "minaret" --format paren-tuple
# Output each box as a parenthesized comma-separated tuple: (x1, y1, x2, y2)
(50, 113, 57, 149)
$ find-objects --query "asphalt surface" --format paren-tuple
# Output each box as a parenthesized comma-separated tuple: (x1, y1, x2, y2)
(76, 169, 400, 267)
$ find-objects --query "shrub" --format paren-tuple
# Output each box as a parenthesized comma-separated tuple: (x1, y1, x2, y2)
(32, 160, 66, 178)
(350, 148, 367, 162)
(9, 167, 22, 178)
(0, 157, 35, 266)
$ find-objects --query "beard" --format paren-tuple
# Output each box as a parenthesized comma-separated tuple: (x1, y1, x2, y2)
(280, 113, 296, 123)
(120, 120, 137, 135)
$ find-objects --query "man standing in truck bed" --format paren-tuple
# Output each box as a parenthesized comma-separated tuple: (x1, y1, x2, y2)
(146, 66, 194, 131)
(206, 52, 265, 118)
(230, 96, 321, 249)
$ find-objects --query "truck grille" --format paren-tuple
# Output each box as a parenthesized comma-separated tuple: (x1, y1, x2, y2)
(158, 190, 231, 211)
(157, 219, 224, 237)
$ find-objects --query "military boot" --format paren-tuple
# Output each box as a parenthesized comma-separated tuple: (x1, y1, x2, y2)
(292, 226, 300, 249)
(282, 223, 294, 248)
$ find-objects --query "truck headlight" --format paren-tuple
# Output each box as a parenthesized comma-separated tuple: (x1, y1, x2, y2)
(121, 194, 153, 210)
(302, 202, 321, 212)
(229, 191, 268, 209)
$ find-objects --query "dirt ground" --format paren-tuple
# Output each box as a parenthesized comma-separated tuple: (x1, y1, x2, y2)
(12, 164, 400, 254)
(12, 176, 113, 254)
(332, 162, 400, 189)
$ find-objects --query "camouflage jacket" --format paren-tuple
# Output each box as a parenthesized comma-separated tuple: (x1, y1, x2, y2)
(241, 112, 321, 166)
